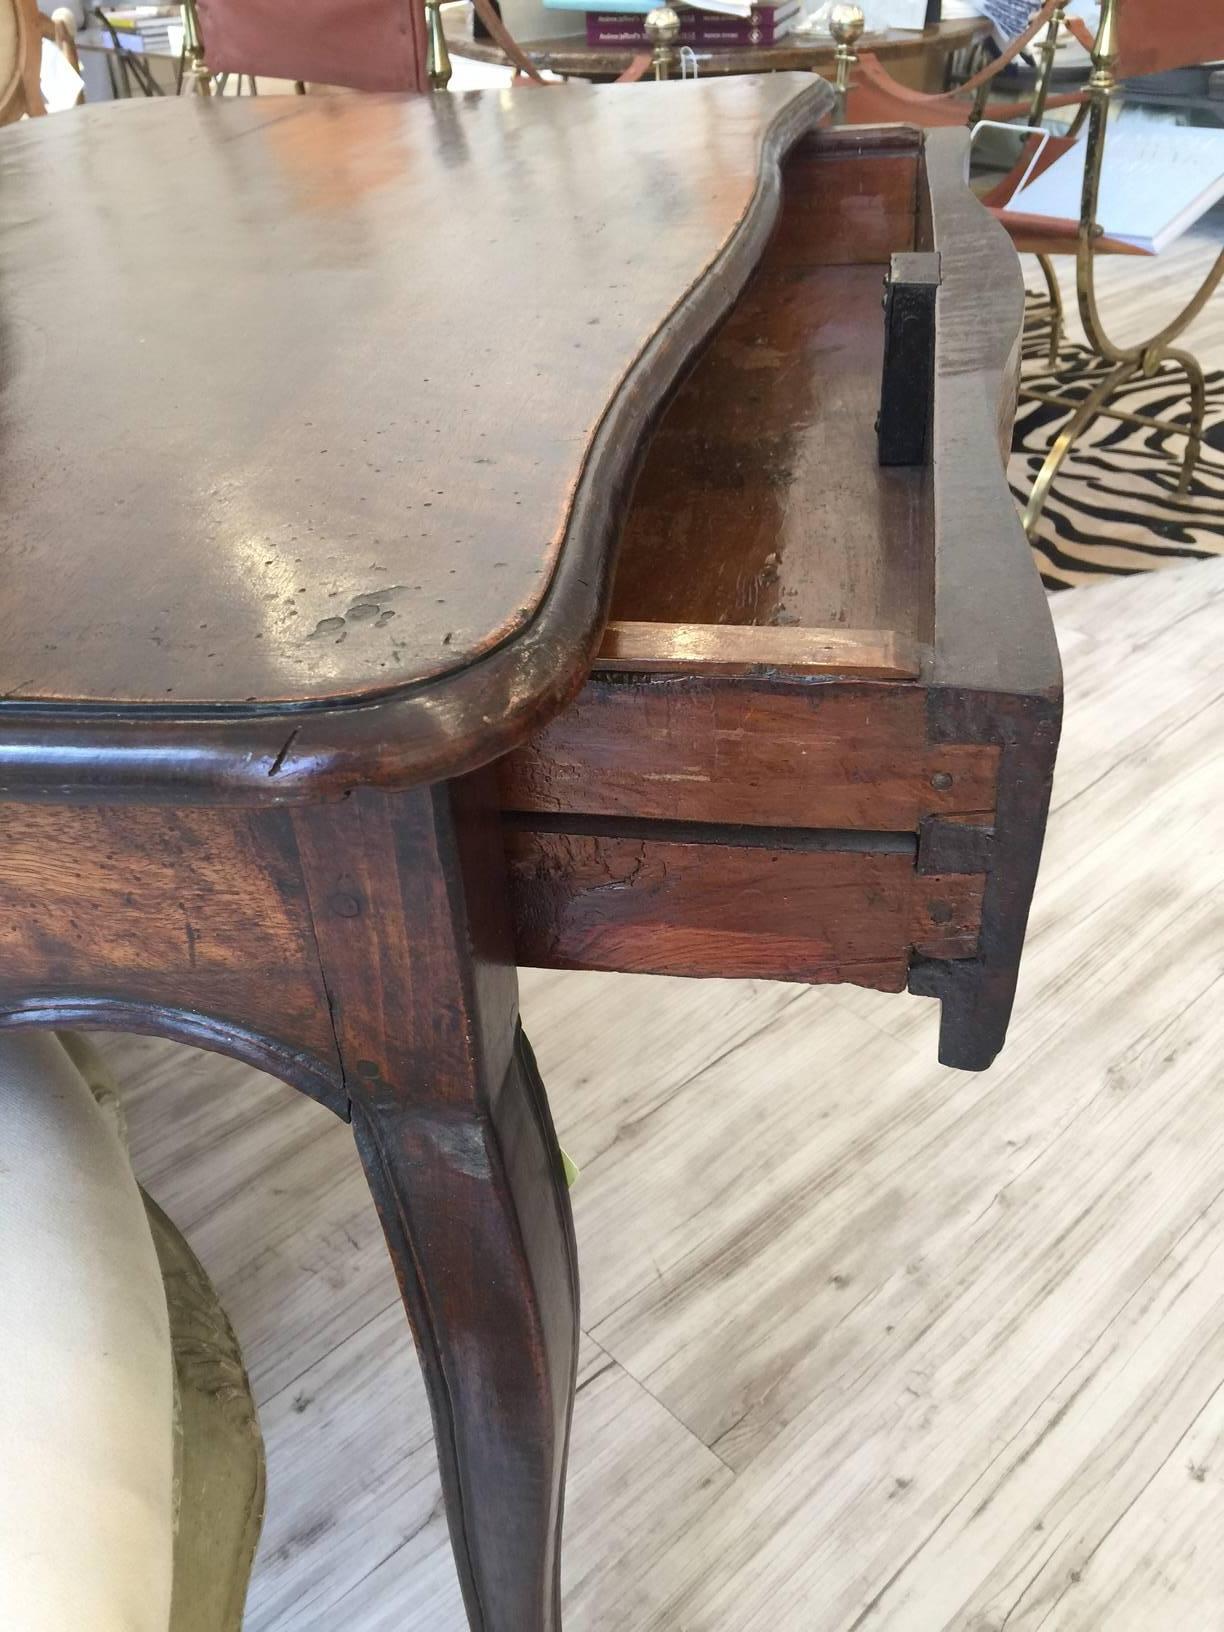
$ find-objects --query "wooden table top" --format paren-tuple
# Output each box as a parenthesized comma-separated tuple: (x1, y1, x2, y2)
(445, 11, 989, 79)
(0, 76, 830, 793)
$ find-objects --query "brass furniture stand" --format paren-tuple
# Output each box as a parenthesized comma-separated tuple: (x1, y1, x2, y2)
(837, 0, 1223, 534)
(1014, 0, 1224, 536)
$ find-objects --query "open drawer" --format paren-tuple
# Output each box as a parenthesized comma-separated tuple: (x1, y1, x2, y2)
(497, 125, 1061, 1066)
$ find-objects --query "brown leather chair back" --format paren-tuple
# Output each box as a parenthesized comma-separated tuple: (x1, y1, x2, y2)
(1080, 0, 1224, 79)
(193, 0, 429, 93)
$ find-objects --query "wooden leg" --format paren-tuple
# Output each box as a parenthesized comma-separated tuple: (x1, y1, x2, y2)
(293, 776, 579, 1631)
(353, 1027, 578, 1630)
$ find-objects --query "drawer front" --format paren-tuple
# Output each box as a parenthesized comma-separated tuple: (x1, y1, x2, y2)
(506, 824, 985, 992)
(499, 678, 1000, 834)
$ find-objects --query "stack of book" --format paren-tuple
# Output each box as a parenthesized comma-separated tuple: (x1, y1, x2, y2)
(584, 0, 803, 47)
(95, 5, 181, 54)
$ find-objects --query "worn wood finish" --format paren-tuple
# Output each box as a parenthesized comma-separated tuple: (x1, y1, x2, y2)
(506, 826, 985, 987)
(0, 77, 831, 798)
(0, 772, 574, 1625)
(500, 125, 1058, 1070)
(609, 147, 931, 647)
(0, 803, 343, 1109)
(769, 140, 924, 268)
(595, 622, 921, 679)
(500, 682, 1000, 834)
(293, 776, 579, 1632)
(913, 132, 1062, 1069)
(0, 96, 1058, 1632)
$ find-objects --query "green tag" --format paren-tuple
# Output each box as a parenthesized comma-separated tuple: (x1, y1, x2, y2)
(560, 1146, 580, 1189)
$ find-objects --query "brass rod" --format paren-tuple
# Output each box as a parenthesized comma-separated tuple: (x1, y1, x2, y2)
(1019, 389, 1202, 436)
(425, 0, 452, 89)
(1019, 0, 1219, 527)
(1023, 358, 1137, 535)
(1028, 1, 1066, 127)
(829, 4, 864, 122)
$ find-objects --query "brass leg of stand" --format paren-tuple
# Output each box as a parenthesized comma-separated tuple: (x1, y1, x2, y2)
(1164, 346, 1207, 497)
(1022, 359, 1138, 539)
(1035, 253, 1064, 370)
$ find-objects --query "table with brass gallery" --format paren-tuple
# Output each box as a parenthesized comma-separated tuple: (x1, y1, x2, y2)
(0, 76, 1059, 1630)
(444, 4, 988, 83)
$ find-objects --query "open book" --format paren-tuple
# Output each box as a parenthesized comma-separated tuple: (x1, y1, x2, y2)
(1015, 116, 1224, 255)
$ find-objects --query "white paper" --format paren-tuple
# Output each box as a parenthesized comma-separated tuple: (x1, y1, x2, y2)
(40, 37, 85, 112)
(865, 0, 929, 29)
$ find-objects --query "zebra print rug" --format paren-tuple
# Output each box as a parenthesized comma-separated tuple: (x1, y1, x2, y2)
(1010, 296, 1224, 590)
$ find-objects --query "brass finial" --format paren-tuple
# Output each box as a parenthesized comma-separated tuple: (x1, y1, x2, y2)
(829, 2, 864, 120)
(179, 0, 213, 95)
(426, 0, 453, 89)
(645, 6, 681, 80)
(1029, 0, 1067, 125)
(1088, 0, 1119, 94)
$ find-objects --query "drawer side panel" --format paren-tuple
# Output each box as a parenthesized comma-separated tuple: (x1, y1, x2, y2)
(506, 827, 984, 989)
(499, 680, 1000, 833)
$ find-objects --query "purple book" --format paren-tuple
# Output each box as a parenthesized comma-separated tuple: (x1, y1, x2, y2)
(586, 5, 799, 45)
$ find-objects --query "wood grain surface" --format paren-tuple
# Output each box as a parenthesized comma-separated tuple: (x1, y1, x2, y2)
(0, 76, 835, 798)
(0, 98, 1061, 1632)
(594, 622, 921, 679)
(291, 777, 579, 1630)
(0, 78, 826, 711)
(507, 828, 985, 987)
(500, 682, 1000, 833)
(609, 143, 933, 649)
(0, 802, 342, 1105)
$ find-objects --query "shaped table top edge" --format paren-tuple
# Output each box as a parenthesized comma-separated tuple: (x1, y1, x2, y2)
(919, 126, 1062, 714)
(0, 75, 833, 804)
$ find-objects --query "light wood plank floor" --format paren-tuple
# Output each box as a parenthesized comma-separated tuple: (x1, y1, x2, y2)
(94, 542, 1224, 1632)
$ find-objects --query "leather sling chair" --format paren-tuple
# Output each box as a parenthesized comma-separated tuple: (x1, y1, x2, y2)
(831, 0, 1089, 368)
(191, 0, 651, 95)
(844, 0, 1087, 131)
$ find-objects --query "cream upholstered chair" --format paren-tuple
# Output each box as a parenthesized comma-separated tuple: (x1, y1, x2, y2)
(0, 1032, 263, 1632)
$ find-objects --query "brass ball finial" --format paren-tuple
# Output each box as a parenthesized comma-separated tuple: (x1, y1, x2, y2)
(645, 5, 682, 79)
(829, 2, 866, 45)
(645, 6, 682, 47)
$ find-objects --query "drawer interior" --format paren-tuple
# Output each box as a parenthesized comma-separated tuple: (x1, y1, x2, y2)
(499, 131, 992, 995)
(596, 133, 935, 683)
